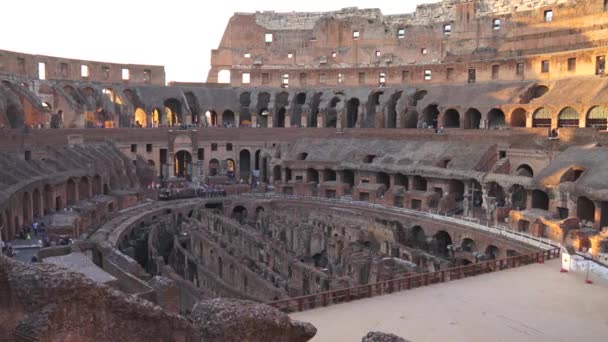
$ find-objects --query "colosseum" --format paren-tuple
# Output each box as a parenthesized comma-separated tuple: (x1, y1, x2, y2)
(1, 0, 608, 341)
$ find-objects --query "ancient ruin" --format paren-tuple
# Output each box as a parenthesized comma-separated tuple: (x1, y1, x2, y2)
(1, 0, 608, 341)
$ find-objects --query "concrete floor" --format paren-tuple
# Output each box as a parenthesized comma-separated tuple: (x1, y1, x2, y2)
(292, 259, 608, 342)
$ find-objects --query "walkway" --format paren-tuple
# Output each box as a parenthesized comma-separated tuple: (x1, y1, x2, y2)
(291, 259, 608, 342)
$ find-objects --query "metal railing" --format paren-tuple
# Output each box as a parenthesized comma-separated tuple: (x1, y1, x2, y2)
(244, 193, 560, 250)
(267, 248, 560, 313)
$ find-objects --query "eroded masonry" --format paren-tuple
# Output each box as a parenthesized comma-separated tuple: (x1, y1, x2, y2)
(1, 0, 608, 341)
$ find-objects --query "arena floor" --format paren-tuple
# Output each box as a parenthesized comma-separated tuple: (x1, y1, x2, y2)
(292, 259, 608, 342)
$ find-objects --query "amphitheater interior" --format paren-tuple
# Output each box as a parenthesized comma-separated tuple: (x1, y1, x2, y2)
(2, 0, 608, 341)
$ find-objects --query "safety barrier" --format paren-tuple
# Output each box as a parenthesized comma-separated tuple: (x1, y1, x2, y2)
(267, 248, 560, 313)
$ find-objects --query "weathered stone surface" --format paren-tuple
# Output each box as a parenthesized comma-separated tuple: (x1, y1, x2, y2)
(190, 298, 317, 342)
(362, 331, 409, 342)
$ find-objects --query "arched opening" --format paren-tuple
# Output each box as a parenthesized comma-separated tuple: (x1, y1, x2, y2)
(239, 150, 251, 182)
(257, 92, 271, 128)
(208, 159, 220, 177)
(461, 238, 476, 252)
(66, 179, 77, 206)
(218, 70, 231, 84)
(223, 110, 235, 127)
(346, 98, 360, 128)
(206, 110, 218, 126)
(423, 105, 439, 128)
(464, 109, 481, 129)
(43, 184, 53, 215)
(92, 175, 102, 195)
(78, 177, 90, 200)
(308, 92, 322, 128)
(511, 184, 527, 210)
(403, 110, 419, 128)
(365, 92, 383, 128)
(394, 174, 408, 189)
(432, 231, 453, 257)
(443, 109, 460, 128)
(152, 108, 162, 126)
(560, 167, 585, 183)
(103, 184, 109, 195)
(376, 172, 390, 190)
(6, 104, 23, 128)
(326, 97, 341, 128)
(174, 150, 192, 179)
(307, 168, 319, 184)
(386, 91, 402, 129)
(510, 108, 527, 127)
(577, 197, 595, 222)
(471, 179, 483, 207)
(448, 179, 465, 202)
(485, 245, 500, 260)
(164, 99, 182, 126)
(412, 176, 427, 191)
(239, 92, 252, 126)
(487, 108, 506, 129)
(586, 106, 608, 130)
(32, 189, 41, 218)
(323, 169, 337, 182)
(516, 164, 534, 177)
(531, 190, 549, 210)
(343, 170, 355, 189)
(232, 205, 248, 224)
(276, 108, 286, 127)
(226, 159, 235, 179)
(410, 226, 427, 249)
(532, 108, 552, 127)
(134, 108, 147, 127)
(557, 107, 580, 128)
(185, 91, 201, 125)
(487, 182, 506, 207)
(272, 166, 281, 183)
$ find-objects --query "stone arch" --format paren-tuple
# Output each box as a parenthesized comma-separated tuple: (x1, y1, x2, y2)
(92, 175, 102, 195)
(586, 106, 608, 130)
(152, 108, 163, 125)
(403, 109, 419, 128)
(366, 91, 383, 128)
(307, 168, 319, 184)
(461, 238, 476, 252)
(557, 107, 580, 128)
(448, 179, 465, 201)
(5, 104, 24, 128)
(485, 245, 500, 259)
(232, 205, 248, 224)
(410, 225, 427, 249)
(43, 184, 53, 215)
(376, 172, 390, 190)
(208, 158, 220, 177)
(412, 175, 427, 191)
(276, 108, 286, 127)
(326, 96, 341, 128)
(134, 108, 147, 127)
(487, 182, 506, 207)
(432, 231, 453, 257)
(394, 174, 408, 189)
(443, 109, 460, 128)
(272, 165, 281, 183)
(164, 98, 182, 125)
(346, 98, 360, 128)
(515, 164, 534, 177)
(79, 176, 90, 200)
(510, 108, 527, 127)
(386, 91, 402, 129)
(463, 108, 481, 129)
(206, 110, 218, 126)
(510, 184, 527, 210)
(487, 108, 506, 129)
(66, 178, 77, 206)
(223, 110, 235, 127)
(532, 108, 552, 127)
(343, 169, 355, 188)
(184, 91, 201, 125)
(577, 196, 595, 222)
(175, 150, 192, 179)
(422, 104, 439, 128)
(239, 149, 251, 181)
(308, 92, 322, 128)
(531, 189, 549, 210)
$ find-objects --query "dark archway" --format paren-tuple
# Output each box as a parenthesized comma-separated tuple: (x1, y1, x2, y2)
(6, 104, 24, 128)
(164, 98, 182, 125)
(410, 226, 427, 249)
(461, 238, 476, 252)
(511, 184, 527, 210)
(443, 109, 460, 128)
(487, 108, 506, 129)
(412, 176, 427, 191)
(485, 245, 499, 260)
(209, 159, 220, 177)
(516, 164, 534, 177)
(432, 231, 453, 257)
(464, 109, 481, 129)
(403, 110, 419, 128)
(254, 150, 261, 171)
(376, 172, 390, 190)
(239, 150, 251, 182)
(326, 97, 340, 128)
(346, 98, 360, 128)
(232, 205, 248, 224)
(66, 179, 77, 206)
(272, 165, 281, 183)
(510, 108, 527, 127)
(577, 196, 595, 222)
(174, 150, 192, 179)
(79, 177, 90, 200)
(223, 110, 236, 127)
(276, 108, 286, 127)
(531, 190, 549, 210)
(423, 105, 439, 128)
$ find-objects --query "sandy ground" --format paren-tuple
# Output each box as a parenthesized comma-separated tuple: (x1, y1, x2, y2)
(292, 259, 608, 342)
